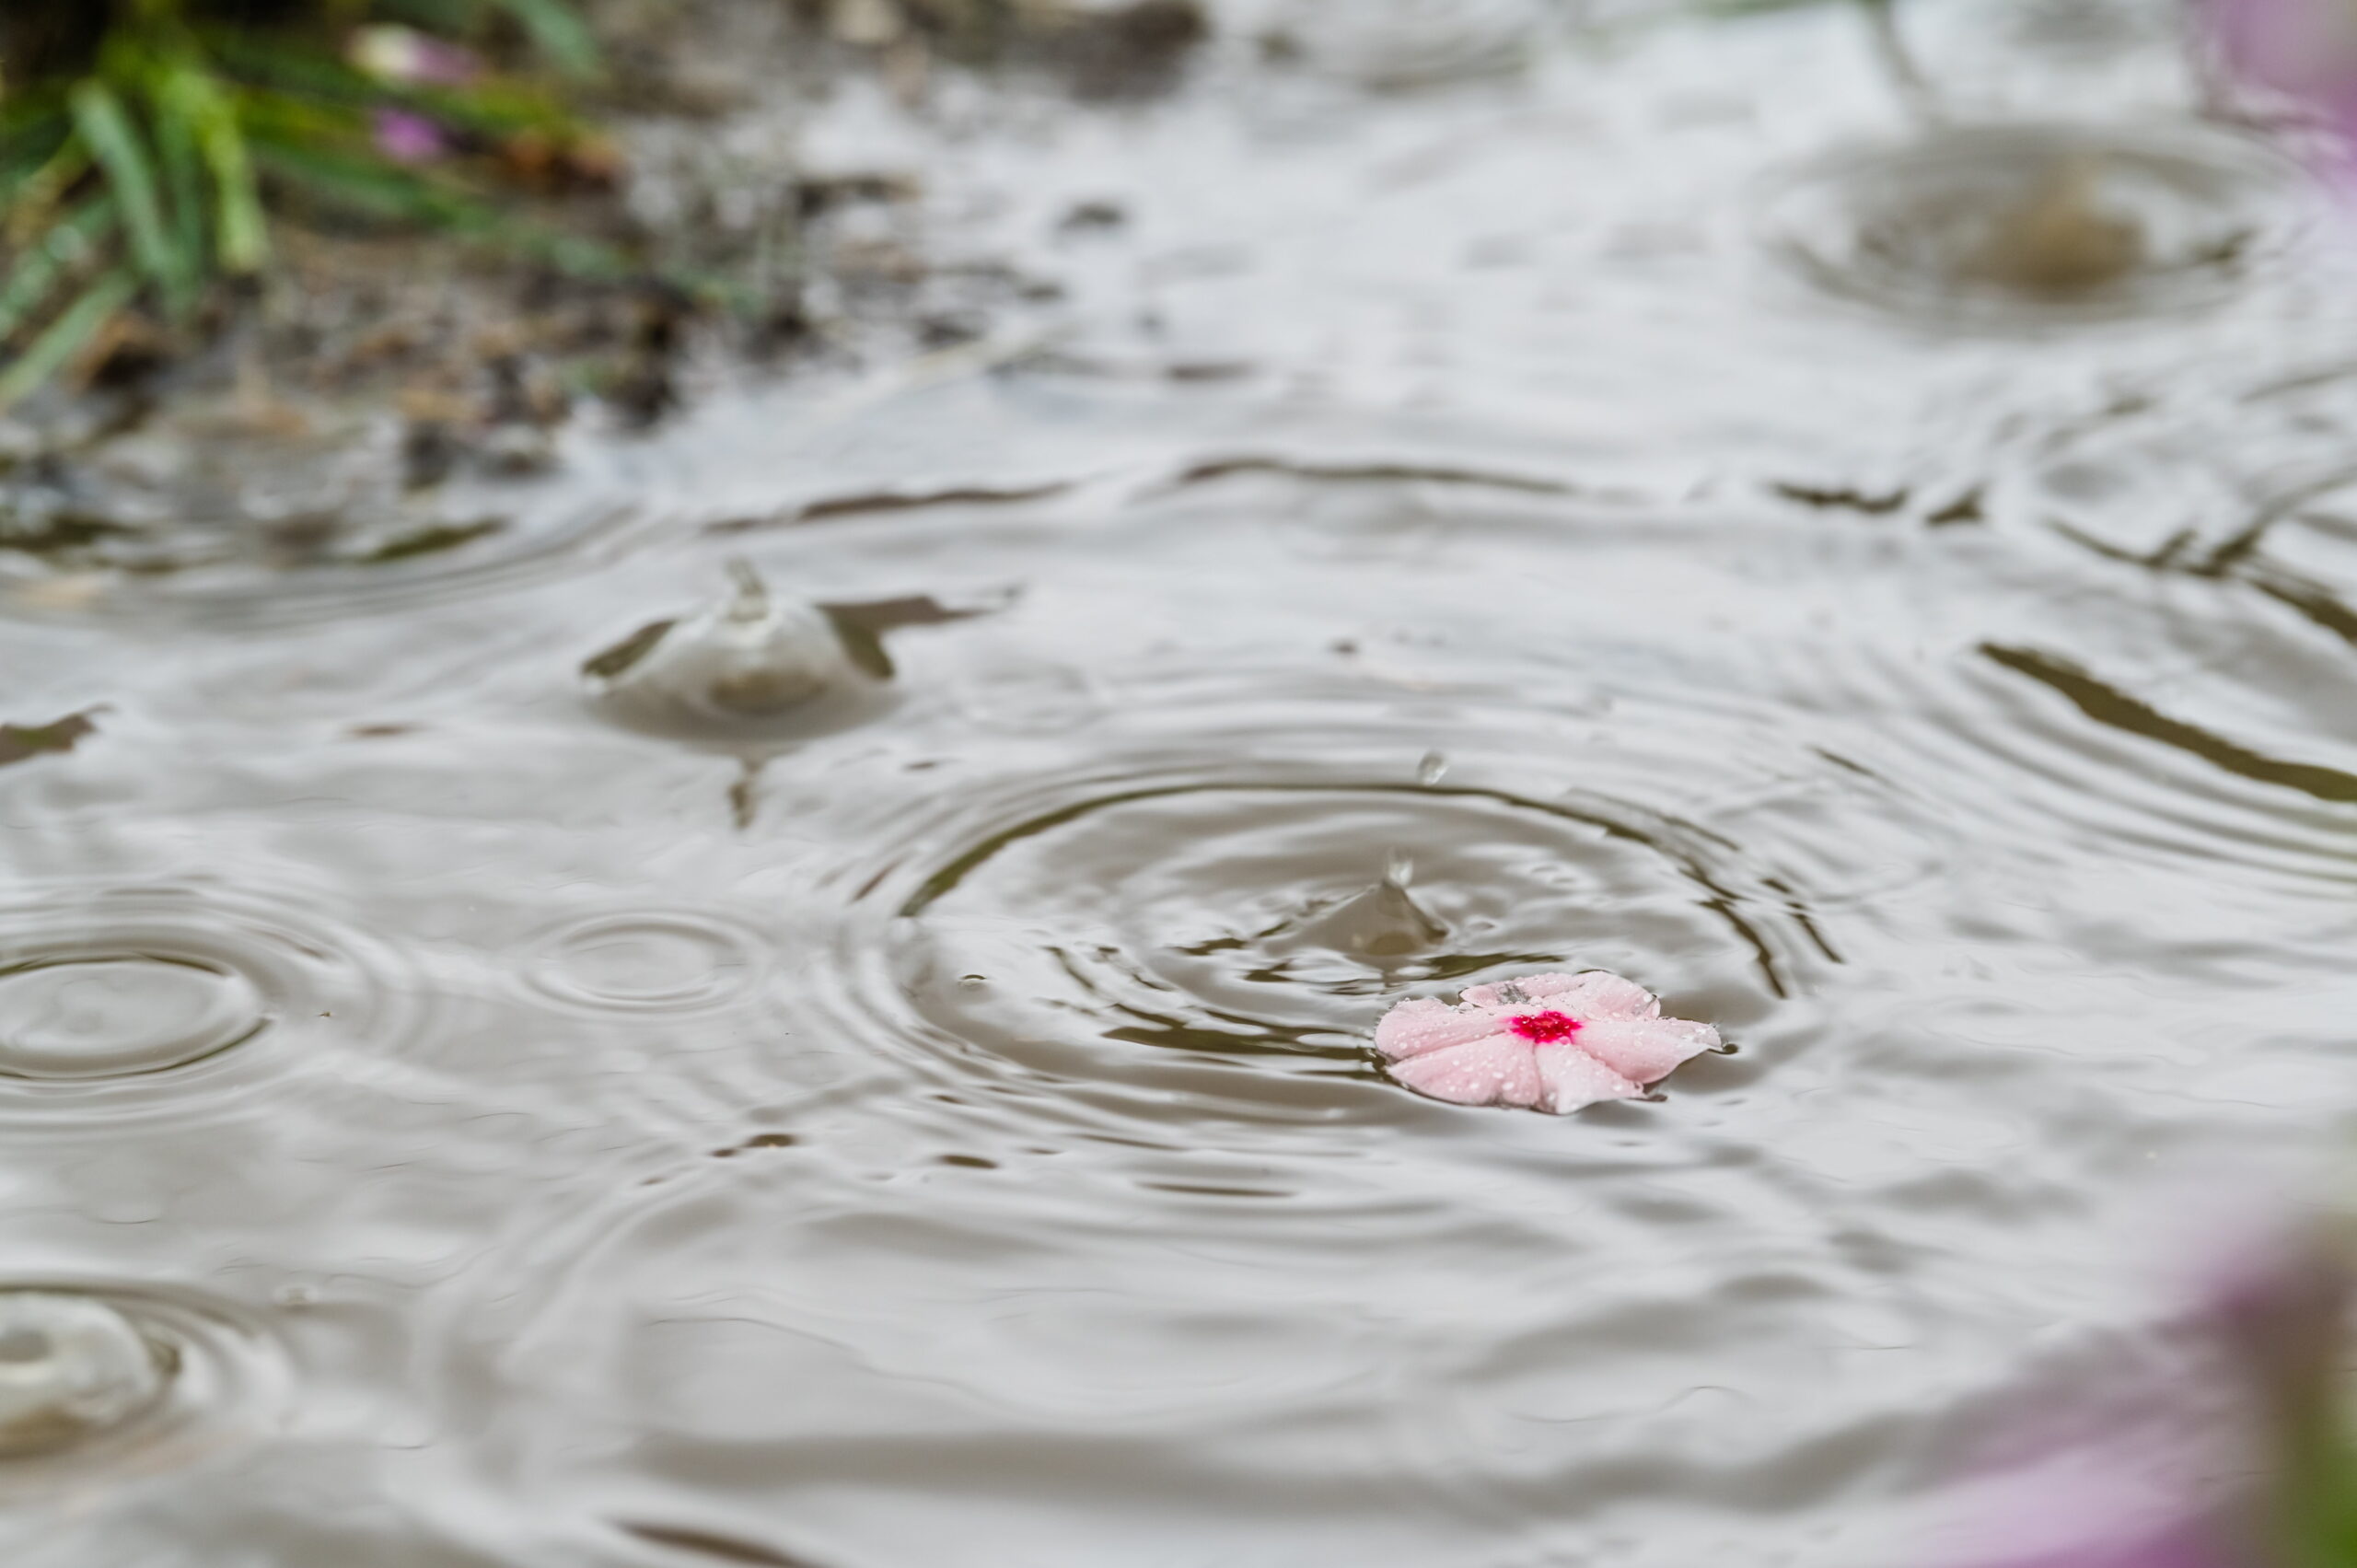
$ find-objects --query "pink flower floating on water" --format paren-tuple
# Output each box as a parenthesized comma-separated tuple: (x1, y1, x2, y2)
(1374, 971, 1720, 1114)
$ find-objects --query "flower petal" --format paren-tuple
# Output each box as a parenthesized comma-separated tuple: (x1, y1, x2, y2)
(1572, 1016, 1718, 1086)
(1459, 973, 1562, 1010)
(1532, 1045, 1644, 1114)
(1462, 970, 1657, 1019)
(1374, 996, 1502, 1062)
(1386, 1032, 1545, 1108)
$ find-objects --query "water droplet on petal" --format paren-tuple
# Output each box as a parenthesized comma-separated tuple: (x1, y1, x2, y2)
(1416, 750, 1449, 786)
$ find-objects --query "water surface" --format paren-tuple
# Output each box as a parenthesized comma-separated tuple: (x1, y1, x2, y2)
(7, 3, 2357, 1565)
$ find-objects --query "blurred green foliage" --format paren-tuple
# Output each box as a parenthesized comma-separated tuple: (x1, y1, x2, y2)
(0, 0, 630, 410)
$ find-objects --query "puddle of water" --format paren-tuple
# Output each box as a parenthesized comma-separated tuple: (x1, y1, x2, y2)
(10, 3, 2357, 1566)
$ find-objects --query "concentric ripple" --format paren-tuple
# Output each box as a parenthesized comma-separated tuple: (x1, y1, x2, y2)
(1990, 358, 2357, 581)
(1759, 121, 2304, 326)
(1913, 369, 2357, 889)
(1723, 519, 2357, 907)
(522, 912, 772, 1016)
(819, 692, 1852, 1127)
(0, 886, 419, 1123)
(0, 956, 266, 1080)
(0, 1282, 291, 1494)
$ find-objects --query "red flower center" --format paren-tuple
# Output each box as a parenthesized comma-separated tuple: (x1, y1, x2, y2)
(1508, 1010, 1582, 1044)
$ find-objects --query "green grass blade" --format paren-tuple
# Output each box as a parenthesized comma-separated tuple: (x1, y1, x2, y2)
(249, 126, 662, 289)
(491, 0, 604, 79)
(5, 140, 90, 241)
(373, 0, 475, 30)
(234, 87, 364, 149)
(164, 64, 268, 273)
(200, 26, 389, 105)
(0, 265, 137, 412)
(67, 82, 181, 309)
(146, 72, 211, 319)
(0, 111, 71, 206)
(249, 132, 478, 226)
(1, 95, 68, 142)
(0, 196, 120, 345)
(206, 121, 269, 274)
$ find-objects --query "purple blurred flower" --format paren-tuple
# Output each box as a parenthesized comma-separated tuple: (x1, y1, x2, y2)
(2201, 1218, 2351, 1433)
(1969, 1513, 2249, 1568)
(2206, 0, 2357, 153)
(372, 108, 448, 166)
(349, 25, 481, 88)
(1954, 1217, 2357, 1568)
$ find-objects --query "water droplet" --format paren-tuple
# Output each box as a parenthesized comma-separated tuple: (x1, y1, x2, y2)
(1385, 849, 1415, 887)
(0, 1293, 166, 1457)
(0, 956, 268, 1080)
(1416, 750, 1449, 786)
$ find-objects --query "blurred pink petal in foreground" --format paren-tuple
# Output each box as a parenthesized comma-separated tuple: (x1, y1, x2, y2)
(1373, 970, 1718, 1113)
(1950, 1216, 2357, 1568)
(1966, 1516, 2244, 1568)
(372, 109, 448, 166)
(2206, 0, 2357, 151)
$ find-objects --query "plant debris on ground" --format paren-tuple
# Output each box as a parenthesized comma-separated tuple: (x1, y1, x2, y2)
(0, 0, 1210, 586)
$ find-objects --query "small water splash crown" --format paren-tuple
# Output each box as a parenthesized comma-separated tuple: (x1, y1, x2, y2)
(583, 559, 872, 735)
(0, 1292, 167, 1457)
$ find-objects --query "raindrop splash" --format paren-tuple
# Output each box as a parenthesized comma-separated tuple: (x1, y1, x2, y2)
(0, 1293, 167, 1458)
(583, 561, 896, 742)
(1759, 121, 2303, 324)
